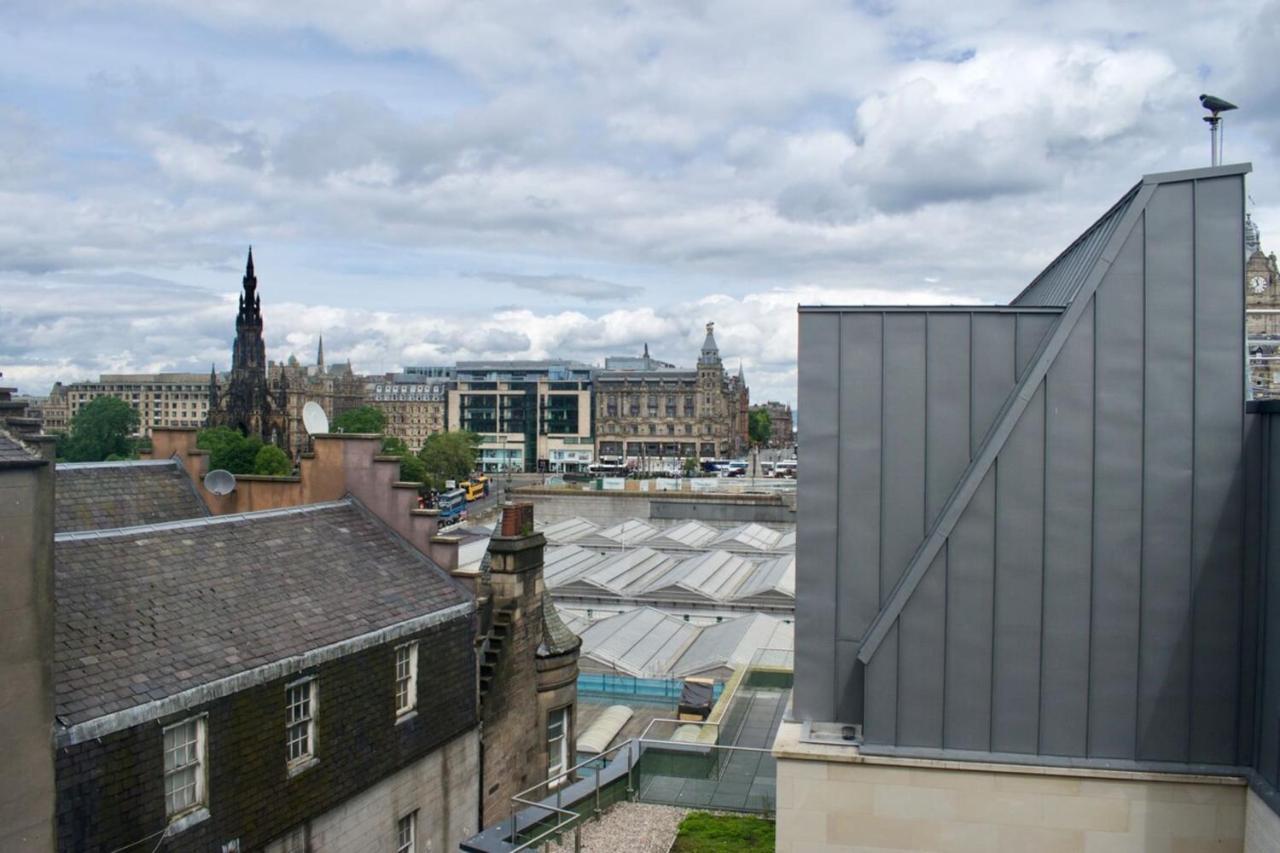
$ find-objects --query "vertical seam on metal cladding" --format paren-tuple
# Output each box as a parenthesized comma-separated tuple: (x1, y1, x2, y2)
(1136, 207, 1148, 760)
(969, 313, 975, 458)
(942, 536, 950, 749)
(873, 311, 886, 731)
(1239, 183, 1251, 767)
(990, 451, 1000, 752)
(1188, 180, 1198, 764)
(834, 312, 842, 720)
(1038, 374, 1048, 754)
(1257, 416, 1270, 773)
(1086, 296, 1097, 756)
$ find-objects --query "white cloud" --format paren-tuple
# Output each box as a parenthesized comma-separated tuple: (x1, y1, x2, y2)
(1, 0, 1278, 412)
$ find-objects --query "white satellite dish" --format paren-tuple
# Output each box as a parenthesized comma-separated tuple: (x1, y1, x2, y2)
(204, 469, 237, 496)
(302, 401, 330, 435)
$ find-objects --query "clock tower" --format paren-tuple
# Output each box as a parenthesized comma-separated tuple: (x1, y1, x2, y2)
(1246, 223, 1280, 396)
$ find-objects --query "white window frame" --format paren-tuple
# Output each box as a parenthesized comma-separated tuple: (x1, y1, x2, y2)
(396, 810, 418, 853)
(163, 715, 207, 820)
(285, 678, 317, 770)
(546, 705, 571, 788)
(395, 642, 419, 719)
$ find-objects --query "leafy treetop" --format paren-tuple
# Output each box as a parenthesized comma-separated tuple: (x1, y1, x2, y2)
(61, 396, 140, 462)
(748, 407, 772, 447)
(331, 405, 386, 434)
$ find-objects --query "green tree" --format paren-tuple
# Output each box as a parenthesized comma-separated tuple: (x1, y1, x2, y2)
(748, 408, 772, 447)
(62, 397, 140, 462)
(196, 426, 264, 474)
(381, 434, 409, 455)
(253, 444, 292, 476)
(682, 454, 699, 476)
(418, 431, 480, 491)
(398, 453, 429, 485)
(332, 405, 386, 434)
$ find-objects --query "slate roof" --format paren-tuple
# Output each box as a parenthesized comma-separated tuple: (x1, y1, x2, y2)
(539, 590, 582, 657)
(0, 432, 43, 468)
(54, 499, 469, 727)
(55, 459, 209, 533)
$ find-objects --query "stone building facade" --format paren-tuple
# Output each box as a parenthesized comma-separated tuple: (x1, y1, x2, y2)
(594, 323, 749, 467)
(270, 338, 366, 457)
(754, 401, 795, 449)
(207, 249, 291, 448)
(1247, 233, 1280, 398)
(44, 374, 211, 436)
(366, 373, 448, 452)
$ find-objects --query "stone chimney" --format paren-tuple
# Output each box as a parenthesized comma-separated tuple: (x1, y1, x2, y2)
(477, 502, 580, 826)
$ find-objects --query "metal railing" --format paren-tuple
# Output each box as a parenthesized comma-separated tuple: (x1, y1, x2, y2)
(505, 720, 778, 851)
(507, 738, 637, 852)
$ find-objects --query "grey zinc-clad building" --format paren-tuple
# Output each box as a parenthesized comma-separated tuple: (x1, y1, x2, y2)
(796, 163, 1262, 773)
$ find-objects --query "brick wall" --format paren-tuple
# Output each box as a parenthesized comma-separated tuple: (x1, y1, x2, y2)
(55, 614, 476, 852)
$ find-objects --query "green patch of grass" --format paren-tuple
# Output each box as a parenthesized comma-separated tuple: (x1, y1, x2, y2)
(671, 811, 775, 852)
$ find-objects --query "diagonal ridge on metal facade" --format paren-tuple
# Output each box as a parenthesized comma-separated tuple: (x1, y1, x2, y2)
(855, 182, 1160, 666)
(1010, 183, 1141, 307)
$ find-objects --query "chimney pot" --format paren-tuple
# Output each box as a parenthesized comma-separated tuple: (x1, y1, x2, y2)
(501, 502, 535, 537)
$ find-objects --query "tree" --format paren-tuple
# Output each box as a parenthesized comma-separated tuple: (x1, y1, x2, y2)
(381, 435, 409, 455)
(748, 408, 772, 447)
(398, 453, 429, 485)
(253, 444, 292, 476)
(62, 397, 140, 462)
(682, 454, 700, 476)
(418, 431, 481, 491)
(332, 405, 386, 434)
(196, 426, 264, 474)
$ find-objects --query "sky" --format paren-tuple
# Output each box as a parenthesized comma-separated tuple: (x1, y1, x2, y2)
(2, 1, 1279, 407)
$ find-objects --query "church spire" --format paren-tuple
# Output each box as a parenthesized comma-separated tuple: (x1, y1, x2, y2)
(317, 335, 325, 370)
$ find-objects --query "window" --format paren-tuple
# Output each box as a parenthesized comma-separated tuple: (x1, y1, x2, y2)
(395, 643, 418, 717)
(163, 716, 206, 818)
(397, 811, 418, 853)
(286, 680, 317, 766)
(547, 706, 571, 786)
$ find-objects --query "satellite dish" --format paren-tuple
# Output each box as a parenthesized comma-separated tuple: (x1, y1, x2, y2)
(204, 469, 237, 496)
(302, 401, 330, 435)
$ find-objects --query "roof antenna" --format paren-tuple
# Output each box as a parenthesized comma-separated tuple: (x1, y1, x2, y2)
(1199, 94, 1238, 166)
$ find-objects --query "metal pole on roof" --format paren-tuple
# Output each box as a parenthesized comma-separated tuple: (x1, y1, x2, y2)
(1200, 94, 1238, 167)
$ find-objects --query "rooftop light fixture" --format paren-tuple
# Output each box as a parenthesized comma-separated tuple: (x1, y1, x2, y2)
(1200, 93, 1238, 166)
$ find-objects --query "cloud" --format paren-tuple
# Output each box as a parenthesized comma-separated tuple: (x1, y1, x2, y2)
(470, 272, 643, 301)
(843, 41, 1180, 211)
(2, 0, 1278, 413)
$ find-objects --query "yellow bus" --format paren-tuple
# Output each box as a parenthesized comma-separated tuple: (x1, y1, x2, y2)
(463, 476, 489, 501)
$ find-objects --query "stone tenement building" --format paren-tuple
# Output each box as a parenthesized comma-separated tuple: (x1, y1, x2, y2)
(594, 323, 749, 466)
(365, 372, 448, 452)
(1246, 214, 1280, 397)
(207, 249, 291, 448)
(754, 401, 795, 448)
(43, 374, 211, 436)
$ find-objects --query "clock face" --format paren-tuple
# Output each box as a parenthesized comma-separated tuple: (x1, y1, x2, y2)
(1252, 276, 1269, 294)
